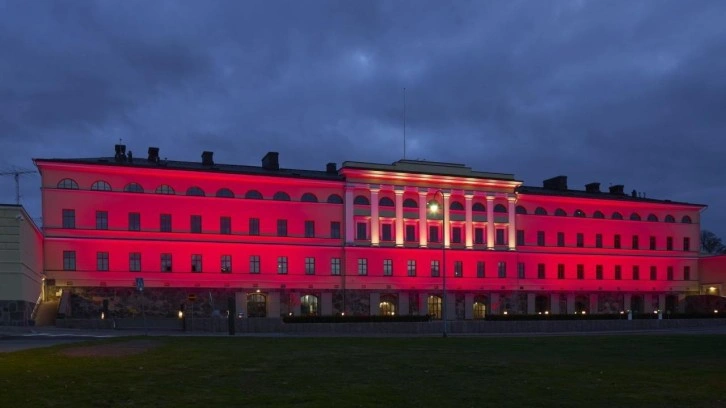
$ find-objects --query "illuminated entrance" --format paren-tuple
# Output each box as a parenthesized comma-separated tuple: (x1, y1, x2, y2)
(247, 293, 267, 317)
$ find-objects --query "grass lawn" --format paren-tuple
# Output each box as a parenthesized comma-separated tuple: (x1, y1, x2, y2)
(1, 335, 724, 407)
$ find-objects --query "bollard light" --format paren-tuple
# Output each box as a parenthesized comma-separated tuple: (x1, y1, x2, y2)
(101, 312, 105, 320)
(178, 310, 184, 319)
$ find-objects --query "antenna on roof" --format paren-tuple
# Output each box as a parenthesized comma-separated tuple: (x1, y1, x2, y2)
(403, 87, 407, 160)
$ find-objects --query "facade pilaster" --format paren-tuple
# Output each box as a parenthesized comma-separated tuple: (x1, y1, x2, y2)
(550, 294, 560, 314)
(267, 291, 281, 318)
(508, 195, 516, 250)
(486, 195, 495, 249)
(322, 292, 333, 316)
(443, 191, 451, 249)
(566, 293, 576, 314)
(465, 192, 474, 249)
(345, 185, 355, 243)
(589, 294, 598, 314)
(464, 293, 474, 319)
(370, 292, 380, 315)
(394, 187, 405, 247)
(527, 293, 536, 314)
(369, 186, 380, 246)
(418, 189, 428, 248)
(419, 293, 429, 316)
(398, 293, 409, 316)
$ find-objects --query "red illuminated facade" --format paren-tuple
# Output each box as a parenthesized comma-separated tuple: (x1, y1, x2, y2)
(35, 146, 705, 319)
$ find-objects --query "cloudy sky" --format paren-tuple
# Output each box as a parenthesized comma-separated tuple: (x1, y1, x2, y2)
(1, 0, 725, 237)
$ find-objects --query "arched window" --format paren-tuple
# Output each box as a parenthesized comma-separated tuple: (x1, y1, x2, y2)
(403, 198, 418, 208)
(647, 214, 658, 222)
(273, 191, 291, 201)
(155, 184, 175, 195)
(91, 180, 111, 191)
(535, 207, 548, 216)
(245, 190, 263, 199)
(354, 195, 370, 205)
(216, 188, 234, 198)
(246, 293, 267, 318)
(593, 210, 604, 219)
(450, 201, 464, 211)
(494, 204, 507, 213)
(427, 295, 442, 320)
(472, 202, 486, 212)
(630, 213, 641, 221)
(555, 208, 567, 216)
(300, 295, 318, 316)
(326, 194, 343, 204)
(57, 178, 79, 189)
(664, 215, 675, 223)
(379, 197, 395, 207)
(473, 295, 488, 319)
(515, 205, 527, 215)
(301, 193, 318, 203)
(681, 215, 692, 224)
(379, 295, 397, 316)
(186, 186, 205, 196)
(124, 182, 144, 193)
(612, 212, 623, 220)
(574, 209, 586, 217)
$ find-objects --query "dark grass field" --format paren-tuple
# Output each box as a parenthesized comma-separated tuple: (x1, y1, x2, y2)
(1, 335, 724, 407)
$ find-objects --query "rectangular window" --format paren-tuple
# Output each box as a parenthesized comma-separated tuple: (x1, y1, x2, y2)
(474, 228, 484, 244)
(381, 224, 392, 241)
(249, 218, 260, 236)
(667, 236, 673, 251)
(537, 264, 545, 279)
(430, 260, 440, 277)
(649, 236, 656, 250)
(190, 215, 202, 233)
(221, 255, 232, 273)
(537, 231, 545, 246)
(684, 266, 691, 281)
(429, 225, 439, 243)
(496, 229, 505, 245)
(632, 266, 640, 280)
(557, 264, 565, 280)
(667, 266, 674, 281)
(62, 209, 75, 229)
(477, 261, 485, 278)
(454, 261, 463, 278)
(650, 266, 657, 281)
(277, 219, 288, 237)
(96, 252, 109, 271)
(129, 212, 141, 231)
(516, 230, 525, 246)
(63, 250, 76, 271)
(160, 214, 172, 232)
(330, 258, 341, 275)
(304, 257, 315, 275)
(517, 262, 525, 279)
(577, 264, 584, 280)
(557, 232, 565, 247)
(406, 225, 416, 242)
(130, 252, 141, 272)
(614, 234, 621, 249)
(304, 220, 315, 238)
(96, 211, 108, 230)
(596, 265, 603, 280)
(383, 259, 393, 276)
(615, 265, 622, 280)
(330, 221, 341, 239)
(407, 260, 416, 277)
(161, 253, 172, 272)
(498, 261, 506, 278)
(576, 233, 584, 248)
(249, 255, 260, 274)
(632, 235, 639, 250)
(356, 222, 367, 240)
(220, 217, 232, 235)
(277, 256, 288, 274)
(595, 234, 603, 248)
(452, 227, 462, 244)
(683, 237, 690, 252)
(191, 254, 202, 273)
(357, 258, 367, 275)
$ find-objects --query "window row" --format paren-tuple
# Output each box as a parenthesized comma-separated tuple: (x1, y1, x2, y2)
(535, 231, 693, 252)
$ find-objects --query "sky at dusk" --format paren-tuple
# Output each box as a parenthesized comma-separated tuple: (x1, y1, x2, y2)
(1, 1, 725, 237)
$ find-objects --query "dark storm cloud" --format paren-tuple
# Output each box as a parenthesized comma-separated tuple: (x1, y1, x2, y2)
(1, 0, 726, 236)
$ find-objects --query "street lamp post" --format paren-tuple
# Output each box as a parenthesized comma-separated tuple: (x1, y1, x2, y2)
(428, 190, 448, 338)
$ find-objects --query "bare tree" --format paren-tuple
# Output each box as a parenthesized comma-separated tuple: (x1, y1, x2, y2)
(700, 230, 726, 254)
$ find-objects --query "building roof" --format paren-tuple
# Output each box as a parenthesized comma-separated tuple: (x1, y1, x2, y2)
(342, 159, 519, 181)
(517, 185, 707, 208)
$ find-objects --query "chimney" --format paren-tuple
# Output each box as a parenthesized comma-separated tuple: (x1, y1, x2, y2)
(262, 152, 279, 170)
(609, 185, 625, 195)
(114, 144, 127, 162)
(543, 176, 568, 191)
(326, 162, 337, 174)
(585, 182, 600, 193)
(127, 151, 133, 163)
(201, 151, 214, 166)
(631, 189, 637, 198)
(148, 147, 160, 163)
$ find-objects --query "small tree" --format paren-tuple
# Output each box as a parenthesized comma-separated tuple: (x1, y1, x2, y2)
(700, 230, 726, 254)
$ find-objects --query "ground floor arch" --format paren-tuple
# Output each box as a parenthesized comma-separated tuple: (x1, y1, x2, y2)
(247, 293, 267, 317)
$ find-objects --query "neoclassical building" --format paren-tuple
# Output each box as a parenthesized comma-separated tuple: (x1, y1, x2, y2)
(34, 145, 705, 319)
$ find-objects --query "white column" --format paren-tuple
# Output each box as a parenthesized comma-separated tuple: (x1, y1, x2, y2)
(486, 195, 495, 249)
(419, 189, 428, 248)
(566, 293, 575, 314)
(267, 291, 280, 318)
(345, 185, 355, 244)
(508, 195, 516, 250)
(321, 292, 333, 316)
(465, 192, 474, 249)
(370, 292, 380, 316)
(550, 294, 560, 314)
(443, 191, 451, 249)
(370, 186, 380, 246)
(395, 188, 404, 247)
(399, 293, 409, 316)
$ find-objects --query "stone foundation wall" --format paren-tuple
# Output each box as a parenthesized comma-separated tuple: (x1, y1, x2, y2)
(0, 300, 35, 326)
